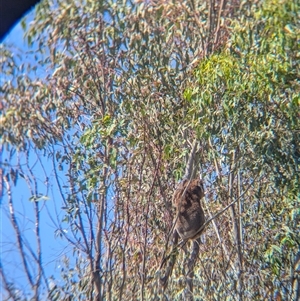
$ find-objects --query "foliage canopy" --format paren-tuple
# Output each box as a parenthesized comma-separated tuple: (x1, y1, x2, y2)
(1, 0, 299, 300)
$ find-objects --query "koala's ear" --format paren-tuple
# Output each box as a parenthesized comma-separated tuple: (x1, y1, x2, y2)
(198, 180, 204, 191)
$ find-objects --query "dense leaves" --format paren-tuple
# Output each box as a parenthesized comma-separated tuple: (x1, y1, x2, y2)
(1, 0, 299, 300)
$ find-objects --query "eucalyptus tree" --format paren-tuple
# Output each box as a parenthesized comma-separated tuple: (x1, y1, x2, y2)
(1, 0, 299, 300)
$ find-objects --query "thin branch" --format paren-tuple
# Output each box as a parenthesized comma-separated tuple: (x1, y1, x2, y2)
(207, 137, 237, 271)
(228, 150, 243, 301)
(3, 175, 34, 288)
(0, 261, 15, 300)
(214, 0, 226, 45)
(34, 201, 41, 301)
(183, 139, 198, 180)
(202, 195, 237, 273)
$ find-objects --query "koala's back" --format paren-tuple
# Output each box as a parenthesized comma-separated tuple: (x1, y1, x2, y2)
(173, 179, 205, 240)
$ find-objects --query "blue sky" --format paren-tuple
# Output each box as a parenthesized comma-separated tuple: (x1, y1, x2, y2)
(1, 10, 74, 297)
(1, 6, 121, 297)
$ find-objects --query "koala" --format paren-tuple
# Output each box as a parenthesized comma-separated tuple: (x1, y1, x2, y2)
(160, 178, 205, 289)
(172, 178, 205, 240)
